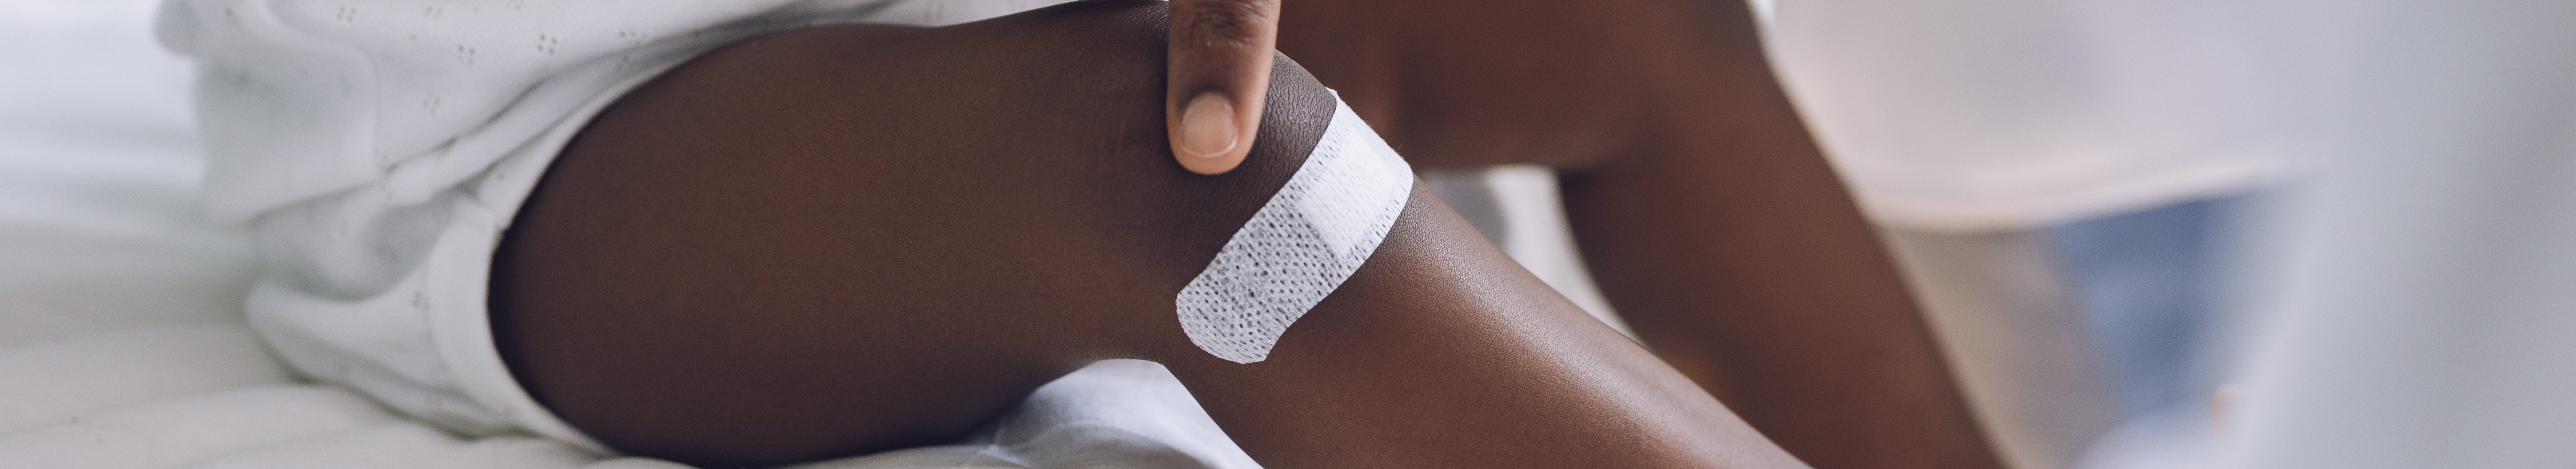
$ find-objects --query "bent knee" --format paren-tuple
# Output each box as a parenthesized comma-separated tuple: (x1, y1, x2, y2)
(499, 1, 1350, 465)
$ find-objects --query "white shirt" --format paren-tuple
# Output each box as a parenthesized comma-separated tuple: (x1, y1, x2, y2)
(1766, 0, 2297, 231)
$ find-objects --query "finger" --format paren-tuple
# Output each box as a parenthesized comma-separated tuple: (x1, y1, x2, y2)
(1168, 0, 1280, 175)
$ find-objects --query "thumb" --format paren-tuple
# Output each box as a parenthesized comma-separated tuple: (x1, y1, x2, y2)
(1167, 0, 1279, 175)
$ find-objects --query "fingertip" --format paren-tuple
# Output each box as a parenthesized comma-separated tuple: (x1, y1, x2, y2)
(1165, 0, 1276, 175)
(1175, 91, 1250, 174)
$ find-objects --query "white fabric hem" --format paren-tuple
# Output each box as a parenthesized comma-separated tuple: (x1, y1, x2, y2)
(415, 61, 679, 456)
(1855, 144, 2294, 233)
(421, 199, 611, 455)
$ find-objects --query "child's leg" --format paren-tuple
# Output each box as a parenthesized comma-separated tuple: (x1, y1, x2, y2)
(490, 2, 1800, 468)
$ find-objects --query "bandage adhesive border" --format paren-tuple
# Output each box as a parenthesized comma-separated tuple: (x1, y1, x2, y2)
(1175, 97, 1415, 364)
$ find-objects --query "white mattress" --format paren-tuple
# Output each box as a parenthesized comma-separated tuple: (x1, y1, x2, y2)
(0, 2, 1255, 467)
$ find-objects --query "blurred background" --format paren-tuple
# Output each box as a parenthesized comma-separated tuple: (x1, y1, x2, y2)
(4, 0, 2571, 468)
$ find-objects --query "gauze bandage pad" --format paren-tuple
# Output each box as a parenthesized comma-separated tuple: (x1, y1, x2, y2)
(1176, 97, 1416, 364)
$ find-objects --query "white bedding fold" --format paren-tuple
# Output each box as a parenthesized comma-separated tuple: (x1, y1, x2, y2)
(0, 325, 291, 433)
(0, 386, 398, 469)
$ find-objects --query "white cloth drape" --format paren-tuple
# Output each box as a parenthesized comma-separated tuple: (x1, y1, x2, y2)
(1766, 0, 2297, 232)
(2221, 1, 2576, 467)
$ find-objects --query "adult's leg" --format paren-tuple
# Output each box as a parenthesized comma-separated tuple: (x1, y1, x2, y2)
(490, 2, 1801, 468)
(1274, 2, 2005, 468)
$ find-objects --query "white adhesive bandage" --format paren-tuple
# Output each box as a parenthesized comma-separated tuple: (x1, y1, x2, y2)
(1176, 97, 1415, 364)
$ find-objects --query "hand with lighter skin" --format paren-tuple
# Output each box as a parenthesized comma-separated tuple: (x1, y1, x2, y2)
(1164, 0, 1277, 174)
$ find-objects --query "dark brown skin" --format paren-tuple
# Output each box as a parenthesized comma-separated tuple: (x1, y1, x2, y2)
(494, 3, 1801, 468)
(496, 0, 2002, 468)
(1274, 1, 2004, 468)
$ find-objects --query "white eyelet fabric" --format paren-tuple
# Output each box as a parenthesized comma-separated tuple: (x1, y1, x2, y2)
(1176, 97, 1414, 364)
(157, 0, 1082, 452)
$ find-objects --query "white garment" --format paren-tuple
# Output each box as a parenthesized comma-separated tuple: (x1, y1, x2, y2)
(2220, 1, 2576, 467)
(154, 0, 1072, 451)
(1765, 0, 2296, 232)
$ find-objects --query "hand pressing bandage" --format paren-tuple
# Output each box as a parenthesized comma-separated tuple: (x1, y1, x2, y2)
(1177, 96, 1415, 363)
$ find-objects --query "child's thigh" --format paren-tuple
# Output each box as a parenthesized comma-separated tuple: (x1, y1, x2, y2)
(490, 2, 1336, 466)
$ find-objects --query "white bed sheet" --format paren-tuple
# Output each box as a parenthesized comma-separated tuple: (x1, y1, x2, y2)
(0, 2, 1255, 467)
